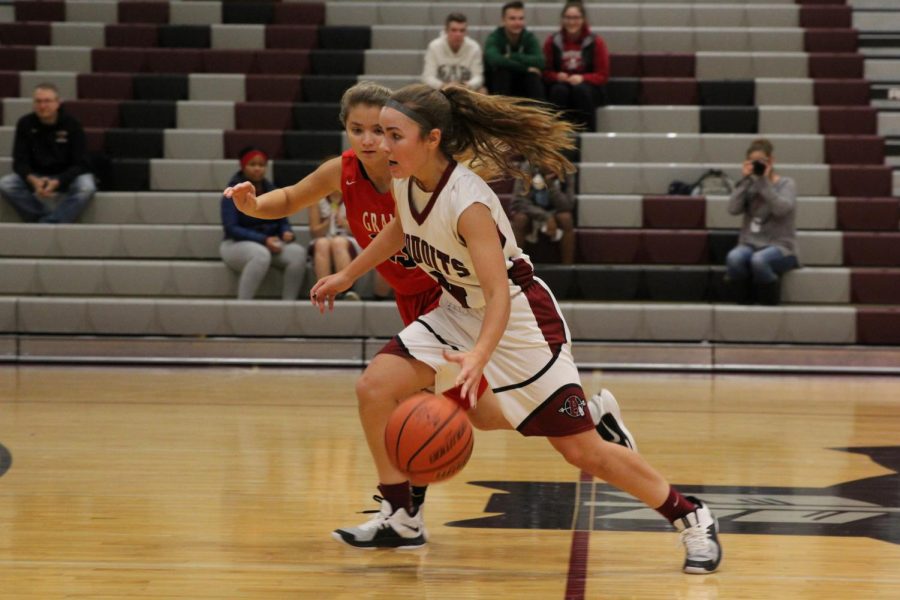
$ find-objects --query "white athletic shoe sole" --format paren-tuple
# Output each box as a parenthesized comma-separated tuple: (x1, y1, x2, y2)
(590, 389, 638, 452)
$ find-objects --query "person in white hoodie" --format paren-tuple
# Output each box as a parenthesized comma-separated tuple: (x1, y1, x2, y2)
(422, 13, 486, 94)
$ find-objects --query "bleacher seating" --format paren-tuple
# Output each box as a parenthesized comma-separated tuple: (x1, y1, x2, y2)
(0, 0, 899, 368)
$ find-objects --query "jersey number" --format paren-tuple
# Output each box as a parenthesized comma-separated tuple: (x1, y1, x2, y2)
(429, 270, 469, 308)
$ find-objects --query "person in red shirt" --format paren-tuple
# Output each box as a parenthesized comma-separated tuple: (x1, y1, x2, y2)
(225, 82, 441, 325)
(542, 1, 609, 131)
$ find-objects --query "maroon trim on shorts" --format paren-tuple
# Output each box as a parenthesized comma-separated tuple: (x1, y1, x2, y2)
(377, 335, 413, 359)
(510, 258, 567, 353)
(516, 383, 594, 437)
(508, 256, 535, 287)
(408, 160, 456, 225)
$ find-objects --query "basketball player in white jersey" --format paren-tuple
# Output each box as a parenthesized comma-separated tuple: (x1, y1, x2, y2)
(227, 81, 630, 540)
(310, 84, 721, 574)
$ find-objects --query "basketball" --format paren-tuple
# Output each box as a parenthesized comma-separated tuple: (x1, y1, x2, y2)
(384, 391, 474, 484)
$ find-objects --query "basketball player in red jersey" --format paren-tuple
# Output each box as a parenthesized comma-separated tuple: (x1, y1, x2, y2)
(225, 82, 441, 325)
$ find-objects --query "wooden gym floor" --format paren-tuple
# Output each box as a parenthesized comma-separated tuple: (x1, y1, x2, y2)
(0, 365, 898, 599)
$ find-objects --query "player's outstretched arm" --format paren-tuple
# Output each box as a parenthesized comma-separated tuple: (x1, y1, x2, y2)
(223, 157, 342, 219)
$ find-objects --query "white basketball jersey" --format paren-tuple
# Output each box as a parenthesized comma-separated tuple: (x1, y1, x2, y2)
(393, 161, 532, 309)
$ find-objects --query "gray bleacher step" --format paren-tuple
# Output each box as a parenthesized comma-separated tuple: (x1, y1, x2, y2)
(0, 223, 312, 258)
(16, 335, 366, 365)
(4, 296, 856, 345)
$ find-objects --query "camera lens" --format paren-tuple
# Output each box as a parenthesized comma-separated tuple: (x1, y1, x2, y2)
(752, 160, 766, 176)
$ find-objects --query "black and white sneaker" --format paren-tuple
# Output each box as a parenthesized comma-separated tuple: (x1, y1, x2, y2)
(332, 496, 427, 550)
(674, 497, 722, 574)
(588, 389, 638, 452)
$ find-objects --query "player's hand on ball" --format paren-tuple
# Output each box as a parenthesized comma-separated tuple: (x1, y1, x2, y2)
(442, 348, 487, 408)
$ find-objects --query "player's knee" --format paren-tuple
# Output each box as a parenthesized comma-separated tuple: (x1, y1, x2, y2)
(557, 439, 610, 474)
(554, 440, 585, 468)
(354, 371, 377, 403)
(355, 369, 391, 406)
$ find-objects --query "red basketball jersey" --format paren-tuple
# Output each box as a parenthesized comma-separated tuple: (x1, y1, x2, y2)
(341, 149, 438, 296)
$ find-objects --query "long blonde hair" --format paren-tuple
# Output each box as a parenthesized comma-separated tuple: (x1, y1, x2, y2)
(387, 84, 577, 184)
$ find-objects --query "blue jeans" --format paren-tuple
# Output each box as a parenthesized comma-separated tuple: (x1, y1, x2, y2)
(0, 172, 96, 223)
(725, 244, 798, 285)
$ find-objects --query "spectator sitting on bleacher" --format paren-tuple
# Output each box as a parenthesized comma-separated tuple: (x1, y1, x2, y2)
(510, 161, 576, 264)
(484, 1, 545, 101)
(542, 1, 609, 132)
(219, 147, 307, 300)
(308, 190, 361, 301)
(724, 138, 799, 305)
(422, 12, 486, 94)
(0, 83, 95, 223)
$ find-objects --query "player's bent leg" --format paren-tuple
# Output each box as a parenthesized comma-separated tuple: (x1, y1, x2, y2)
(548, 430, 667, 507)
(355, 353, 436, 484)
(334, 354, 436, 549)
(548, 431, 721, 573)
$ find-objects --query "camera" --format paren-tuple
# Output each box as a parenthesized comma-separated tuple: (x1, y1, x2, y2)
(752, 159, 767, 176)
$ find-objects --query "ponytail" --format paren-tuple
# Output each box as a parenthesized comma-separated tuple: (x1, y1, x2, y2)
(388, 84, 577, 184)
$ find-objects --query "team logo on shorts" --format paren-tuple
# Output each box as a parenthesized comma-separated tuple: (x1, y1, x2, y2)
(558, 395, 586, 418)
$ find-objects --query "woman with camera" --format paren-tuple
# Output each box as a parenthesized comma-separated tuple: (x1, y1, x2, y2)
(724, 138, 799, 305)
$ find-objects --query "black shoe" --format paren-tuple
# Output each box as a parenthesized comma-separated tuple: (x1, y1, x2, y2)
(754, 281, 781, 305)
(723, 276, 752, 304)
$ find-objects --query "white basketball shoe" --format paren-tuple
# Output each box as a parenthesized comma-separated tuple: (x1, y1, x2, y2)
(332, 496, 427, 550)
(674, 497, 722, 574)
(588, 388, 638, 452)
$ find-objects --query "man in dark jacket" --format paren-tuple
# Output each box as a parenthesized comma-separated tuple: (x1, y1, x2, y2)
(0, 83, 95, 223)
(483, 1, 545, 101)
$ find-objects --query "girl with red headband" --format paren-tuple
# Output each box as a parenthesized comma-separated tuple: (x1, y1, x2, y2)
(220, 146, 307, 299)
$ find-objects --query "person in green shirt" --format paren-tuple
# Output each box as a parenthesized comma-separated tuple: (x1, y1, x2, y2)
(483, 1, 545, 101)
